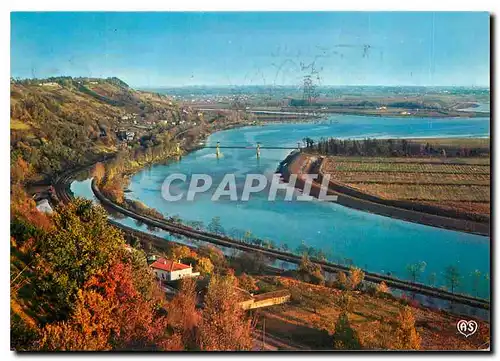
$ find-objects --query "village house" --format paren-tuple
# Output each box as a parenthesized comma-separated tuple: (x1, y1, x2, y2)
(150, 257, 200, 281)
(116, 129, 135, 142)
(35, 199, 53, 214)
(38, 82, 59, 87)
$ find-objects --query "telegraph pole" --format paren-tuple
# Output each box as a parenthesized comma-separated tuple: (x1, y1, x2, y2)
(262, 317, 266, 350)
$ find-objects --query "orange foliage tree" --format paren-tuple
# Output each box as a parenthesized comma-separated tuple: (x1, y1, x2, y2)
(91, 162, 106, 185)
(196, 274, 253, 351)
(167, 278, 201, 349)
(39, 262, 183, 351)
(11, 157, 31, 185)
(392, 306, 421, 350)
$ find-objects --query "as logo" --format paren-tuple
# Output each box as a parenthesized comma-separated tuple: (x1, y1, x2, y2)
(457, 320, 478, 338)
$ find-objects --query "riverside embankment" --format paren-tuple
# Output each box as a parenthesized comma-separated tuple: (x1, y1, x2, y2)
(279, 151, 490, 236)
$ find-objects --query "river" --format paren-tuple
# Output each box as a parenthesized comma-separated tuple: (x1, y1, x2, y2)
(71, 114, 490, 298)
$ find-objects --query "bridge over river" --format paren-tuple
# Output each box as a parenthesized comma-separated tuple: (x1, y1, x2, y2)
(204, 141, 300, 157)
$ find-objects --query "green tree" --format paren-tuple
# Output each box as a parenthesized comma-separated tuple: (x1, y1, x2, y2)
(37, 198, 124, 319)
(337, 291, 353, 313)
(444, 265, 461, 293)
(207, 216, 225, 235)
(471, 269, 482, 297)
(297, 255, 325, 285)
(243, 230, 253, 243)
(332, 312, 361, 350)
(406, 261, 426, 283)
(427, 272, 437, 287)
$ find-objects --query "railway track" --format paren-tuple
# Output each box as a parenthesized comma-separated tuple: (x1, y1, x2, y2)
(52, 159, 490, 311)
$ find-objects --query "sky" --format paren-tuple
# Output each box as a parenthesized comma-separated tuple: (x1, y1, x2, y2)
(11, 12, 490, 87)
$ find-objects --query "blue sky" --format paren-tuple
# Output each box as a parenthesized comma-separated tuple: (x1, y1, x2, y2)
(11, 12, 490, 87)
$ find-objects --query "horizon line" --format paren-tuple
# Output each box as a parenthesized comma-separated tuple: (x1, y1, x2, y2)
(136, 84, 491, 89)
(10, 76, 490, 89)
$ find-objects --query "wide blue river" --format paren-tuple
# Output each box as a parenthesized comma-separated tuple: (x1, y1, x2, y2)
(71, 115, 490, 298)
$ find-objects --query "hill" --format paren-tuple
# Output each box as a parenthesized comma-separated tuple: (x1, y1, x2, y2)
(10, 77, 212, 183)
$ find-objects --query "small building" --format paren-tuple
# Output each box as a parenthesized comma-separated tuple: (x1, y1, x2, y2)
(125, 131, 135, 141)
(150, 257, 200, 281)
(116, 129, 135, 142)
(238, 289, 291, 310)
(36, 199, 53, 214)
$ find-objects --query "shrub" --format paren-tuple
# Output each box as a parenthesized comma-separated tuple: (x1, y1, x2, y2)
(297, 255, 325, 286)
(336, 271, 348, 290)
(332, 312, 361, 350)
(348, 267, 365, 291)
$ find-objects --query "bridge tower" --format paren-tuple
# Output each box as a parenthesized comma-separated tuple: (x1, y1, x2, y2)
(216, 141, 221, 158)
(256, 142, 261, 158)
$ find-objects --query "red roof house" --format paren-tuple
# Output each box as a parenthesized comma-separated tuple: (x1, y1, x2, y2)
(150, 257, 199, 281)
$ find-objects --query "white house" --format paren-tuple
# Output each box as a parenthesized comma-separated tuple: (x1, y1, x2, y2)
(36, 199, 53, 214)
(150, 257, 200, 281)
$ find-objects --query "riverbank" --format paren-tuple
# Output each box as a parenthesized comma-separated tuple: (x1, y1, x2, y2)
(53, 163, 491, 310)
(279, 152, 490, 236)
(193, 105, 490, 119)
(88, 176, 489, 310)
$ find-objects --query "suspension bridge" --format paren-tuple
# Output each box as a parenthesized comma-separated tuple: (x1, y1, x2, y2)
(203, 142, 302, 158)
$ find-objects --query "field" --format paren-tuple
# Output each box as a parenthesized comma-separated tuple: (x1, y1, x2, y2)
(321, 156, 490, 217)
(254, 277, 489, 350)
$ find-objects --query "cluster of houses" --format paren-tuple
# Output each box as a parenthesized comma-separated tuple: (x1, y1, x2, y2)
(116, 129, 136, 142)
(121, 113, 138, 121)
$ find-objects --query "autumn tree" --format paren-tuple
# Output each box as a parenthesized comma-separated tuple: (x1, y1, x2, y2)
(91, 162, 106, 185)
(337, 291, 353, 313)
(100, 176, 127, 204)
(39, 289, 116, 351)
(348, 267, 365, 291)
(39, 262, 183, 351)
(11, 157, 31, 185)
(196, 274, 253, 351)
(392, 306, 421, 350)
(238, 273, 257, 292)
(376, 281, 390, 295)
(168, 245, 191, 262)
(167, 278, 201, 349)
(11, 184, 52, 233)
(197, 245, 227, 273)
(231, 251, 268, 275)
(336, 271, 348, 290)
(195, 257, 214, 276)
